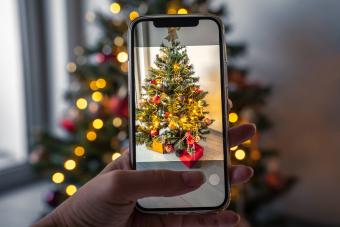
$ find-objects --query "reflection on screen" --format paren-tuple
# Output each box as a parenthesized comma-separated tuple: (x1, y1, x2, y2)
(133, 19, 226, 209)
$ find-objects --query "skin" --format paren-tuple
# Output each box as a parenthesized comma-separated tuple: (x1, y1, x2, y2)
(33, 100, 256, 227)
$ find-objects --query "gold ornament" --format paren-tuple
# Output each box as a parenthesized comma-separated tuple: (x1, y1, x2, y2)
(195, 135, 200, 142)
(173, 63, 180, 72)
(168, 121, 177, 130)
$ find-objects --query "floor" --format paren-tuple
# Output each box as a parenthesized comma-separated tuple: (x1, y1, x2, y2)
(0, 181, 51, 227)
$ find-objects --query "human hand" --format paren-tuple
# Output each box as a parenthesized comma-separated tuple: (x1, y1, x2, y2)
(33, 101, 256, 227)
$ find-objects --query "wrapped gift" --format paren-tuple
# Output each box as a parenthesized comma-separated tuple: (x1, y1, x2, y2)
(147, 139, 164, 153)
(179, 143, 204, 168)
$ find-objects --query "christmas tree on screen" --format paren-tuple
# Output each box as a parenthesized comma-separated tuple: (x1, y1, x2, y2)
(136, 27, 213, 158)
(30, 1, 295, 226)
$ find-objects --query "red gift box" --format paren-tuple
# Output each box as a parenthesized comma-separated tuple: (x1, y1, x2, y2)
(179, 143, 204, 168)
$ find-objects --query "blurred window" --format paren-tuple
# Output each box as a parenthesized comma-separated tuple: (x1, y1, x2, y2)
(0, 0, 27, 170)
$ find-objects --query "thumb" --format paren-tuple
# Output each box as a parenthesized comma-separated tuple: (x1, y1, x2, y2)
(109, 169, 205, 201)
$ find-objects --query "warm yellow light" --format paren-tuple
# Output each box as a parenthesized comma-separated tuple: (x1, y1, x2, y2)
(86, 130, 97, 141)
(167, 8, 177, 14)
(229, 112, 239, 123)
(235, 149, 246, 160)
(110, 2, 121, 14)
(74, 146, 85, 156)
(120, 62, 128, 72)
(66, 184, 77, 196)
(243, 139, 251, 145)
(93, 118, 104, 129)
(117, 51, 128, 63)
(64, 159, 76, 170)
(250, 149, 261, 160)
(52, 172, 64, 184)
(114, 36, 124, 47)
(92, 91, 103, 102)
(177, 8, 188, 14)
(89, 80, 98, 91)
(112, 152, 121, 160)
(76, 98, 88, 110)
(96, 78, 106, 89)
(112, 117, 123, 127)
(129, 11, 139, 21)
(66, 62, 77, 72)
(230, 146, 238, 151)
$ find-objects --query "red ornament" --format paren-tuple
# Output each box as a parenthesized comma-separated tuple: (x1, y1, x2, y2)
(152, 95, 161, 105)
(265, 173, 284, 190)
(165, 144, 174, 153)
(60, 119, 76, 133)
(185, 131, 195, 145)
(164, 112, 170, 118)
(96, 53, 105, 63)
(150, 79, 157, 85)
(150, 129, 158, 137)
(193, 87, 203, 94)
(108, 96, 129, 117)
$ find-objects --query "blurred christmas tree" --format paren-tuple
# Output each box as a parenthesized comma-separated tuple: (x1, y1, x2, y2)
(30, 0, 295, 226)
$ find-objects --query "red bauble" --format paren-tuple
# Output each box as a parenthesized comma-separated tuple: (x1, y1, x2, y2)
(152, 95, 161, 105)
(108, 96, 129, 117)
(164, 112, 170, 118)
(265, 173, 283, 190)
(193, 87, 203, 94)
(60, 119, 76, 133)
(150, 129, 158, 137)
(185, 132, 195, 145)
(150, 79, 157, 85)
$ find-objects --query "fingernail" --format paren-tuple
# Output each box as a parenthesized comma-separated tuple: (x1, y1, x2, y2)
(181, 171, 205, 187)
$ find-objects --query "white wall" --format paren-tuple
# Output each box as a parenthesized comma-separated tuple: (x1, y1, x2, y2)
(226, 0, 340, 225)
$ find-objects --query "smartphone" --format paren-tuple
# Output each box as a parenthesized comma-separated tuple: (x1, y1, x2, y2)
(128, 15, 230, 213)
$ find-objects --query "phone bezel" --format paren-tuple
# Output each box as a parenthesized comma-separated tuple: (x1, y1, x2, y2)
(128, 14, 230, 213)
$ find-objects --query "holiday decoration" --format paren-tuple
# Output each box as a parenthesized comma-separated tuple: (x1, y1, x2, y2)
(136, 27, 214, 162)
(179, 143, 204, 168)
(32, 1, 295, 226)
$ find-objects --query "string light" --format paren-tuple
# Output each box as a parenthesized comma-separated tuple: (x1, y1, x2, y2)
(93, 118, 104, 129)
(96, 78, 107, 89)
(89, 80, 98, 91)
(250, 149, 261, 160)
(129, 11, 139, 20)
(66, 62, 77, 73)
(92, 91, 103, 102)
(112, 117, 122, 127)
(120, 62, 128, 72)
(177, 8, 188, 14)
(76, 98, 88, 110)
(229, 112, 238, 123)
(110, 2, 121, 14)
(243, 139, 251, 145)
(167, 8, 177, 14)
(86, 130, 97, 141)
(230, 146, 238, 151)
(117, 51, 128, 63)
(235, 149, 246, 160)
(66, 184, 77, 196)
(52, 172, 64, 184)
(112, 152, 121, 160)
(64, 159, 76, 170)
(114, 36, 124, 47)
(74, 146, 85, 157)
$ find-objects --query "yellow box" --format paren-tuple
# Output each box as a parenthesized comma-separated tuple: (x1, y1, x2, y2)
(148, 140, 164, 153)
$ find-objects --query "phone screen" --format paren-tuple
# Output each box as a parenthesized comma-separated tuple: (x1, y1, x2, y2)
(130, 17, 228, 210)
